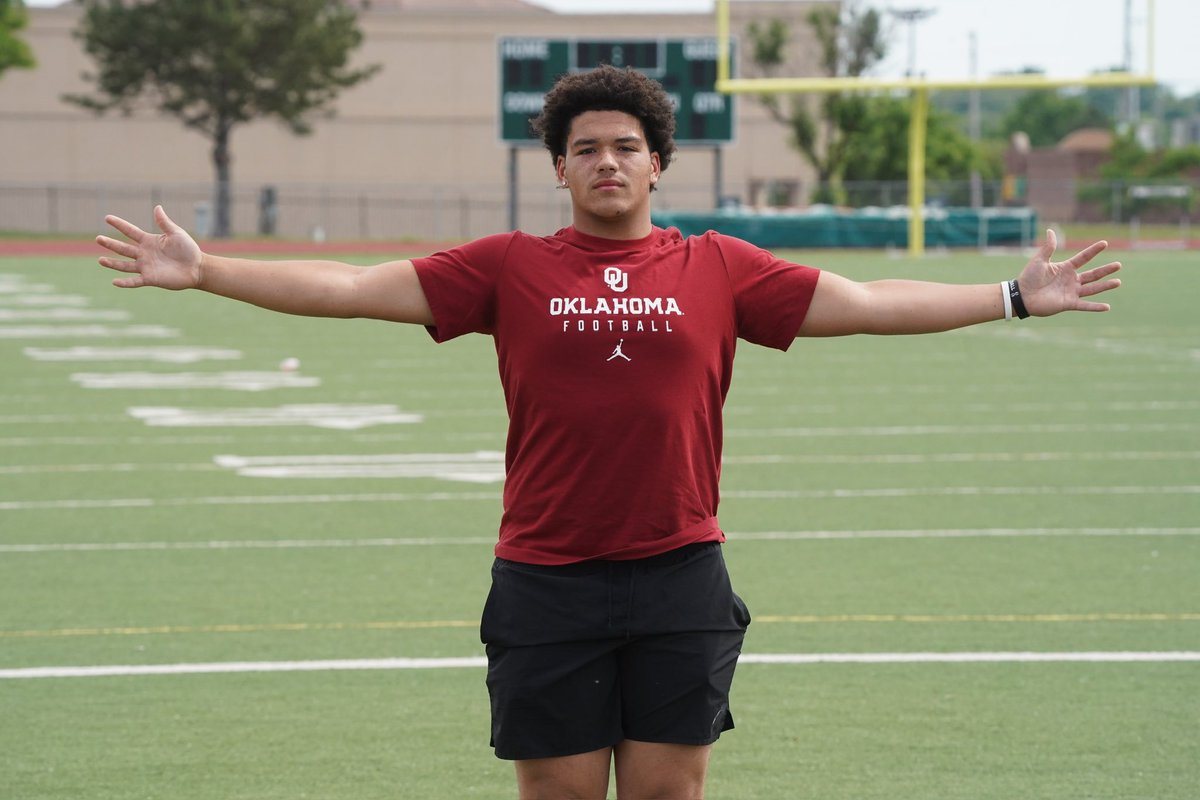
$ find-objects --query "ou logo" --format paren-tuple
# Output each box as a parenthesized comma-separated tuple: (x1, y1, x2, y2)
(603, 266, 629, 293)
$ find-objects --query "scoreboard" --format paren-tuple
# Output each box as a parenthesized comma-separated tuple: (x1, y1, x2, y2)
(499, 37, 735, 145)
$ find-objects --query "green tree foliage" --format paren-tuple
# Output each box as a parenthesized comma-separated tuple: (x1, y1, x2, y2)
(1082, 133, 1200, 220)
(840, 96, 994, 183)
(66, 0, 380, 238)
(746, 4, 887, 204)
(0, 0, 36, 76)
(998, 90, 1112, 147)
(746, 6, 991, 205)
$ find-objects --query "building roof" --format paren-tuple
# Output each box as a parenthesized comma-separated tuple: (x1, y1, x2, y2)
(1057, 128, 1115, 152)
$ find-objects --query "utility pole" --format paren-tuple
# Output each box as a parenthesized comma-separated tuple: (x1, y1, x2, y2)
(969, 31, 982, 208)
(1122, 0, 1141, 126)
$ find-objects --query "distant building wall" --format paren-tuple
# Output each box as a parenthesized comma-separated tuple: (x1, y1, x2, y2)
(0, 2, 832, 237)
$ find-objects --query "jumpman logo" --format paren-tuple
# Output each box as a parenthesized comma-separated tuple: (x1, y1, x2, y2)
(606, 339, 631, 362)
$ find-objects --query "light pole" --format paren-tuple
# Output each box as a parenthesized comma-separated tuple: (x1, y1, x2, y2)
(888, 7, 936, 77)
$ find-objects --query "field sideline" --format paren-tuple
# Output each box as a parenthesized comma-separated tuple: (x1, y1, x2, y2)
(2, 245, 1197, 798)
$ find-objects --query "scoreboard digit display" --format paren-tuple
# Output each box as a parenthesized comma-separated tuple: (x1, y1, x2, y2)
(499, 37, 734, 145)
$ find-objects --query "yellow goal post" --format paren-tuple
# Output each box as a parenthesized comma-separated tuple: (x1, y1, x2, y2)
(714, 0, 1158, 255)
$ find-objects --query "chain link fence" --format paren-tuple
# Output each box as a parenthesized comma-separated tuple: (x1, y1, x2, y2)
(0, 181, 716, 242)
(1, 178, 1194, 242)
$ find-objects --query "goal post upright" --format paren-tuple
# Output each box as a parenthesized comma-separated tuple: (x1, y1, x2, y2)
(714, 0, 1158, 256)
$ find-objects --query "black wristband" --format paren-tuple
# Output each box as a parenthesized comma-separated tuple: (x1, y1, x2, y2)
(1007, 279, 1030, 319)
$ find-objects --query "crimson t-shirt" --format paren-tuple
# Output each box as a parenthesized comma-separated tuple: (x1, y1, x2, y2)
(412, 226, 820, 564)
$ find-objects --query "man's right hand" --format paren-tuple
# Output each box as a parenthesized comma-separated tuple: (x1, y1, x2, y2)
(97, 205, 203, 290)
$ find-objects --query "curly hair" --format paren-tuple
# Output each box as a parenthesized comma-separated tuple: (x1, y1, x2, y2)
(532, 64, 677, 175)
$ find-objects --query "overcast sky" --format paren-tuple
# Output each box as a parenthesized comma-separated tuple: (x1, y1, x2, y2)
(24, 0, 1195, 94)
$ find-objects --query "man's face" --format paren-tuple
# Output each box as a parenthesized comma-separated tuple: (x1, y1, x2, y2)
(556, 110, 661, 230)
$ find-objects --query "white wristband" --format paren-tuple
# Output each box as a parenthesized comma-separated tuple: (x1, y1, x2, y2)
(1000, 281, 1013, 321)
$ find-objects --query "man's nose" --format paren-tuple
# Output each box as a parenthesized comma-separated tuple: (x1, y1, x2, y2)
(596, 148, 618, 171)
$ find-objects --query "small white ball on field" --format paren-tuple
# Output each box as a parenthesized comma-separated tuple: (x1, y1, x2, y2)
(279, 357, 300, 372)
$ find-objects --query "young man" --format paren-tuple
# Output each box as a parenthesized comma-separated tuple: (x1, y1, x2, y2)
(96, 65, 1120, 799)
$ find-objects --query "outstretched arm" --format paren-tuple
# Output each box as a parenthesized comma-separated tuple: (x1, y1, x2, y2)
(96, 205, 434, 325)
(797, 230, 1121, 337)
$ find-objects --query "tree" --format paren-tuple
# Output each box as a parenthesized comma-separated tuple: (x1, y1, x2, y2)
(998, 90, 1112, 147)
(0, 0, 36, 76)
(746, 4, 887, 204)
(66, 0, 380, 238)
(839, 96, 996, 183)
(746, 10, 1000, 208)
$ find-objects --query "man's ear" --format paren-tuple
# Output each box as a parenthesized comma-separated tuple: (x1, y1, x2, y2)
(650, 152, 662, 185)
(555, 155, 567, 184)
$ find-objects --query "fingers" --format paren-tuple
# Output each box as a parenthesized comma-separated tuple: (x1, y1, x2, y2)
(104, 214, 147, 242)
(154, 205, 184, 235)
(111, 274, 147, 289)
(97, 254, 140, 273)
(1079, 261, 1122, 283)
(1079, 276, 1121, 298)
(1065, 239, 1109, 269)
(95, 234, 139, 259)
(1039, 228, 1057, 261)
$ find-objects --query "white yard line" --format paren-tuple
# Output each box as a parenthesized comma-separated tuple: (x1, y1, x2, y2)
(3, 652, 1198, 680)
(2, 527, 1197, 554)
(3, 451, 1194, 476)
(3, 484, 1198, 512)
(726, 422, 1200, 438)
(0, 536, 497, 553)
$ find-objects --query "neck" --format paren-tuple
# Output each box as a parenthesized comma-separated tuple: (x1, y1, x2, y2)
(570, 210, 653, 241)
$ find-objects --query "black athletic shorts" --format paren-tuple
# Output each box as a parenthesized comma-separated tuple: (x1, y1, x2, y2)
(480, 541, 751, 761)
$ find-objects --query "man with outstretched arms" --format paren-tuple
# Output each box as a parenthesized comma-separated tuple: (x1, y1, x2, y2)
(98, 64, 1120, 800)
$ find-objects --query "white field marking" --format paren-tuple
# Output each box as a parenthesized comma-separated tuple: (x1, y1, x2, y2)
(0, 490, 501, 511)
(0, 431, 502, 448)
(0, 308, 130, 322)
(962, 400, 1200, 414)
(0, 276, 55, 293)
(71, 371, 319, 392)
(725, 422, 1200, 438)
(213, 451, 505, 482)
(24, 346, 242, 363)
(3, 528, 1196, 556)
(0, 294, 89, 307)
(722, 485, 1200, 500)
(0, 536, 496, 553)
(0, 462, 217, 476)
(4, 652, 1200, 680)
(737, 652, 1200, 665)
(0, 414, 124, 424)
(728, 400, 1200, 416)
(0, 658, 488, 679)
(0, 324, 179, 339)
(722, 450, 1200, 466)
(4, 485, 1198, 512)
(730, 527, 1200, 541)
(3, 451, 1192, 478)
(130, 403, 422, 429)
(6, 613, 1197, 640)
(969, 324, 1200, 364)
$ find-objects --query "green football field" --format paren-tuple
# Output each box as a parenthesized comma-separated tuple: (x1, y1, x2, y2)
(2, 245, 1197, 799)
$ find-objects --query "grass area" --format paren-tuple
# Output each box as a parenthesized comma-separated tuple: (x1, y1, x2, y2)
(1059, 221, 1195, 242)
(1, 247, 1197, 798)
